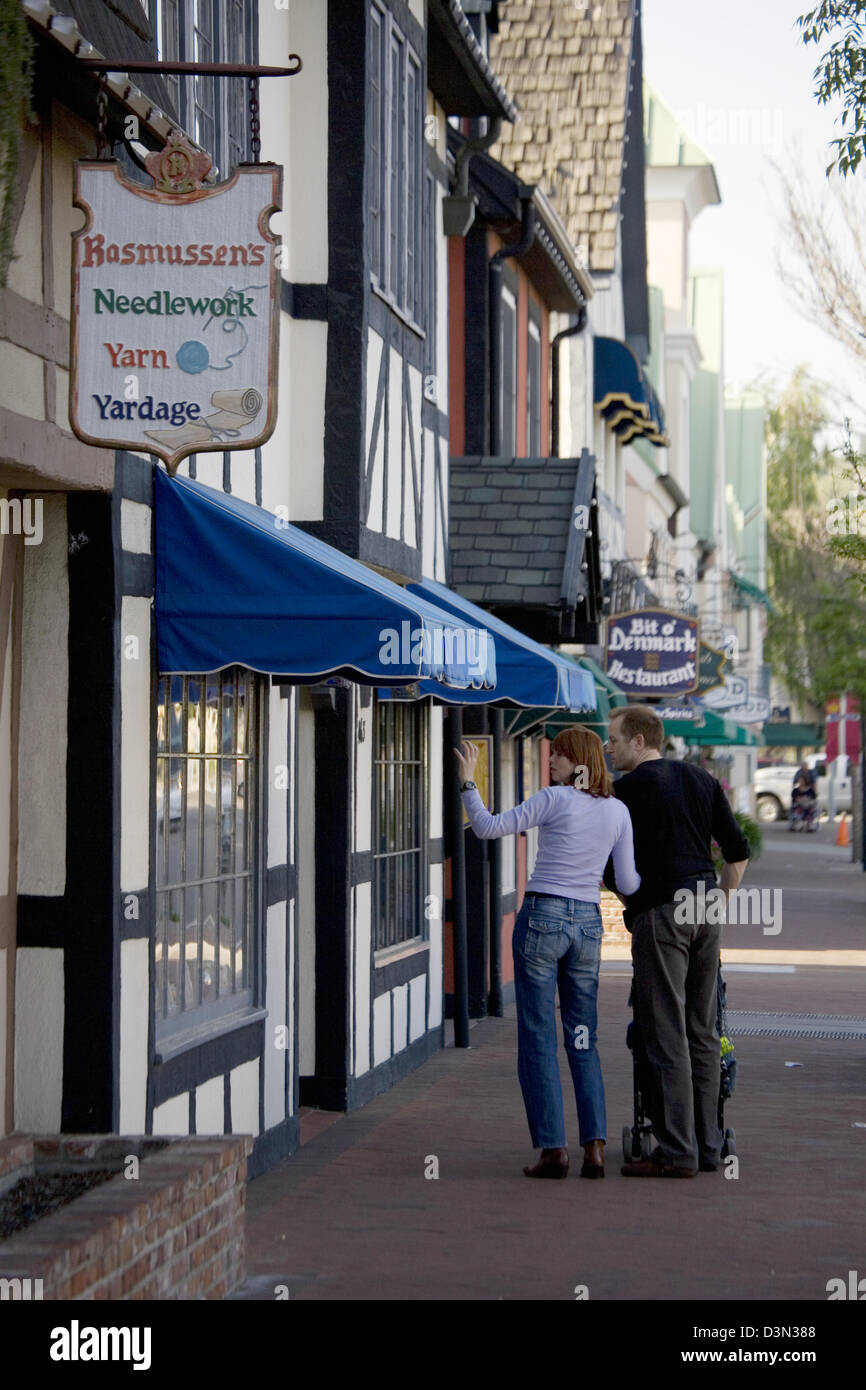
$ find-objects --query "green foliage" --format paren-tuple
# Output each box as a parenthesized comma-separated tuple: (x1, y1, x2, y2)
(763, 370, 866, 709)
(0, 0, 34, 288)
(713, 811, 763, 877)
(799, 2, 866, 175)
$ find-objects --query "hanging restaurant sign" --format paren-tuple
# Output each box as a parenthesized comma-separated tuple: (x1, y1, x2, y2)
(70, 134, 281, 474)
(605, 608, 700, 696)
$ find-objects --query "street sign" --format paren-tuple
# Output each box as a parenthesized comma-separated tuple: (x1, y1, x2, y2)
(70, 134, 281, 474)
(605, 608, 700, 696)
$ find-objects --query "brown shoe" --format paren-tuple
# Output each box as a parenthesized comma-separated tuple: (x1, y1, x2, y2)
(523, 1147, 569, 1179)
(580, 1140, 605, 1179)
(621, 1156, 697, 1178)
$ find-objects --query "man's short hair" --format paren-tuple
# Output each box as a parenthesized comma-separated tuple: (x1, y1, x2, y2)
(609, 704, 664, 750)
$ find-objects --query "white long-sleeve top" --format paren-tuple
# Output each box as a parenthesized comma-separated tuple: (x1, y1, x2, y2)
(462, 785, 640, 905)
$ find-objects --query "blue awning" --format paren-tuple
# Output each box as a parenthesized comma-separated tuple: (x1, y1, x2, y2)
(405, 578, 596, 711)
(155, 472, 496, 688)
(594, 336, 669, 447)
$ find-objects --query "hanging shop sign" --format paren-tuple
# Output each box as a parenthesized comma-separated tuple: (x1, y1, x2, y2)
(605, 608, 700, 696)
(697, 640, 727, 696)
(657, 699, 702, 723)
(702, 673, 749, 711)
(723, 697, 771, 724)
(70, 134, 281, 474)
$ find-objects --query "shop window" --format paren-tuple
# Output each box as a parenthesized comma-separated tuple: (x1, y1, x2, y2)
(154, 0, 252, 178)
(368, 2, 424, 325)
(155, 668, 259, 1034)
(373, 699, 427, 951)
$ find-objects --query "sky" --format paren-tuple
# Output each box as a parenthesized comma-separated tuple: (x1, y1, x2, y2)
(642, 0, 866, 442)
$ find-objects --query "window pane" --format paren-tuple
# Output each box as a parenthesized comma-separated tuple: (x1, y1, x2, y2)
(389, 34, 404, 303)
(373, 700, 425, 950)
(369, 7, 383, 283)
(201, 880, 219, 1002)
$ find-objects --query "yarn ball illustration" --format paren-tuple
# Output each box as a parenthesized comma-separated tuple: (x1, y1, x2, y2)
(176, 340, 210, 374)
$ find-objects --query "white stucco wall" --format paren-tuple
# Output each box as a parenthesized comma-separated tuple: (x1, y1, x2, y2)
(152, 1092, 188, 1135)
(118, 938, 149, 1132)
(14, 948, 64, 1130)
(120, 595, 151, 893)
(264, 901, 288, 1130)
(18, 495, 67, 898)
(230, 1057, 260, 1137)
(195, 1075, 224, 1133)
(353, 881, 372, 1077)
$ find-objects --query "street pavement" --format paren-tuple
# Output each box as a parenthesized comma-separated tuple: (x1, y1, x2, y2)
(241, 821, 866, 1303)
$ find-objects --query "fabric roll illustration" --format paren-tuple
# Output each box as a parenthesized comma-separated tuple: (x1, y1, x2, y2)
(210, 388, 262, 417)
(146, 385, 263, 447)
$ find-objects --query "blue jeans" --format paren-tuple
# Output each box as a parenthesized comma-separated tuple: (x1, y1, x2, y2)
(513, 893, 606, 1149)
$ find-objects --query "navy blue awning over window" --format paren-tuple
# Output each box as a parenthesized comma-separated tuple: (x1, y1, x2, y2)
(594, 336, 669, 446)
(405, 578, 596, 712)
(154, 472, 496, 689)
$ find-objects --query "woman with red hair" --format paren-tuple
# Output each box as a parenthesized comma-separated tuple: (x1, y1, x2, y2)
(455, 726, 639, 1181)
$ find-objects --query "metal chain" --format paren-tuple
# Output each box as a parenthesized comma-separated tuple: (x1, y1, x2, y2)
(96, 76, 109, 160)
(248, 75, 260, 162)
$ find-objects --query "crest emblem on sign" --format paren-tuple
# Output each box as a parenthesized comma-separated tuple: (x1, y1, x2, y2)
(70, 138, 281, 474)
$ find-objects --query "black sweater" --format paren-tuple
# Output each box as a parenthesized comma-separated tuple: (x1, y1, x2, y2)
(603, 759, 751, 924)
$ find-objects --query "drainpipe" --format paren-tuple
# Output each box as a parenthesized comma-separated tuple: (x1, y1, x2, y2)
(443, 118, 503, 238)
(551, 302, 588, 458)
(489, 190, 536, 454)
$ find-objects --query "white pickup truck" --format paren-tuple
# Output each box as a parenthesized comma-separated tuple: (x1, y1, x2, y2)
(754, 754, 852, 823)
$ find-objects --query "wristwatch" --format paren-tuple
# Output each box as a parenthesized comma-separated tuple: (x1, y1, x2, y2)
(460, 780, 477, 792)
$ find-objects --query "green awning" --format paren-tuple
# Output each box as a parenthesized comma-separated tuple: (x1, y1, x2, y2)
(674, 707, 757, 746)
(577, 656, 629, 710)
(729, 571, 774, 612)
(761, 722, 821, 748)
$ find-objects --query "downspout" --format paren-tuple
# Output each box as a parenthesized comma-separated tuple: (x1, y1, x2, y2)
(443, 118, 503, 237)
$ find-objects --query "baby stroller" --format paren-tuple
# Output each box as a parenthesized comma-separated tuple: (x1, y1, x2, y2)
(789, 789, 818, 832)
(622, 968, 737, 1163)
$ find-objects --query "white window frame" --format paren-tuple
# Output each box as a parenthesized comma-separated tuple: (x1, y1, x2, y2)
(153, 0, 251, 179)
(368, 2, 424, 330)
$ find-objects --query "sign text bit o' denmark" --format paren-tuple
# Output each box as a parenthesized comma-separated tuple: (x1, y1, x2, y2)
(605, 608, 700, 696)
(70, 134, 281, 474)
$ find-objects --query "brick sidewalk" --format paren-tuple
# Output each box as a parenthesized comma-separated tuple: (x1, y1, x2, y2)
(242, 975, 866, 1301)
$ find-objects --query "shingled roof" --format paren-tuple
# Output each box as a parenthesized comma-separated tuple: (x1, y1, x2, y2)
(486, 0, 636, 273)
(449, 452, 600, 642)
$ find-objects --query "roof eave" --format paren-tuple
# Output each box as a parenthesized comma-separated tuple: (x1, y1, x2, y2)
(427, 0, 517, 121)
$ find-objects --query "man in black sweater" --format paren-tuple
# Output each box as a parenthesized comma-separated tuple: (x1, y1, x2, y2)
(604, 705, 750, 1177)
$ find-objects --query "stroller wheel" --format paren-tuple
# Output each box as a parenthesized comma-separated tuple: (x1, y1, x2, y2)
(622, 1124, 636, 1164)
(722, 1127, 736, 1158)
(641, 1133, 654, 1159)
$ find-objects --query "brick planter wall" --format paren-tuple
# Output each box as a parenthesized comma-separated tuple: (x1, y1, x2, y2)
(0, 1134, 251, 1300)
(601, 889, 630, 947)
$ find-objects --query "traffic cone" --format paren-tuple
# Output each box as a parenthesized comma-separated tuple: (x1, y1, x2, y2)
(837, 813, 850, 848)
